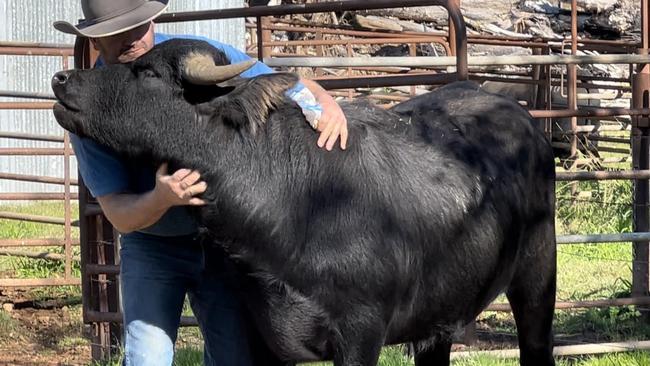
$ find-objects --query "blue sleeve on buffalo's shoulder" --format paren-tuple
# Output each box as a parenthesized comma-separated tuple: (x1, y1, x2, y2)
(210, 41, 275, 78)
(70, 134, 131, 198)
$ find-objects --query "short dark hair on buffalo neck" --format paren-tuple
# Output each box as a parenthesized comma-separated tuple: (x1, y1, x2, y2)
(52, 38, 557, 365)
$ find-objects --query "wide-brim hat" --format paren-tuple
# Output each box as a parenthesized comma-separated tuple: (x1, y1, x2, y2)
(54, 0, 169, 38)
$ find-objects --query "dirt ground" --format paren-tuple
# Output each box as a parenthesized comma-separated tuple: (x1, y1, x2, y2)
(0, 288, 91, 366)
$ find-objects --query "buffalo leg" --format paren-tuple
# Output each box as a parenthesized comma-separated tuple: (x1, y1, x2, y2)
(332, 320, 384, 366)
(506, 216, 556, 366)
(413, 339, 452, 366)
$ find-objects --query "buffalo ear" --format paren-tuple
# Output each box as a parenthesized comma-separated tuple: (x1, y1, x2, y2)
(205, 73, 300, 134)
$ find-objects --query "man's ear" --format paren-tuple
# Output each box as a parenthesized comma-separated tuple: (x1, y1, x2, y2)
(205, 73, 300, 134)
(89, 38, 100, 51)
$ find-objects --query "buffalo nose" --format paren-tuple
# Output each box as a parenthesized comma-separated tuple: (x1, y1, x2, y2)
(52, 70, 72, 86)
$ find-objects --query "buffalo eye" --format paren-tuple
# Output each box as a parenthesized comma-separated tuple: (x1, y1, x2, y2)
(139, 68, 159, 79)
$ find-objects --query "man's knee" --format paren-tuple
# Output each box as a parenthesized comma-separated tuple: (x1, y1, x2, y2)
(123, 320, 175, 366)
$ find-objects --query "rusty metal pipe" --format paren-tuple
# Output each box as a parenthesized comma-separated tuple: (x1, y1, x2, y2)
(0, 249, 79, 262)
(0, 211, 78, 226)
(0, 193, 79, 200)
(583, 135, 631, 144)
(557, 232, 650, 243)
(264, 37, 447, 47)
(469, 75, 630, 91)
(557, 170, 650, 181)
(0, 102, 55, 110)
(0, 47, 73, 56)
(316, 73, 457, 90)
(0, 278, 81, 287)
(86, 264, 120, 275)
(631, 0, 650, 304)
(64, 130, 73, 279)
(264, 54, 650, 68)
(84, 311, 198, 326)
(0, 90, 57, 100)
(0, 41, 73, 49)
(487, 297, 650, 311)
(0, 131, 64, 143)
(529, 108, 650, 119)
(0, 239, 80, 247)
(0, 172, 78, 186)
(0, 148, 71, 155)
(247, 22, 448, 39)
(643, 0, 649, 51)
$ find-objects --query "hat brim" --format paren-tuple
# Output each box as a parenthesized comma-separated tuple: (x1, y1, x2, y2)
(54, 1, 169, 38)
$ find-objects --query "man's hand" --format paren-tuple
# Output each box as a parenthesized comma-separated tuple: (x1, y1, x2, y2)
(154, 163, 207, 208)
(300, 78, 348, 151)
(96, 163, 207, 234)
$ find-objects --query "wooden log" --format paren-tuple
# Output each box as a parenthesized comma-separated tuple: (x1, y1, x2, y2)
(358, 7, 448, 24)
(353, 15, 403, 31)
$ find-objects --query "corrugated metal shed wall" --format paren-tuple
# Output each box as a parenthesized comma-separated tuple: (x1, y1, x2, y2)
(0, 0, 244, 196)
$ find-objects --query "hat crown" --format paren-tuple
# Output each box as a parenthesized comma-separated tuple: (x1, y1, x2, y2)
(81, 0, 146, 22)
(54, 0, 168, 38)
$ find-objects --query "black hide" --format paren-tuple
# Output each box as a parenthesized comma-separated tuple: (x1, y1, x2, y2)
(52, 39, 557, 366)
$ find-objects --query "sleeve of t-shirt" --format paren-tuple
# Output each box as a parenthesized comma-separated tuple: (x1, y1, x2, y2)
(174, 35, 307, 95)
(204, 40, 275, 78)
(70, 134, 131, 197)
(204, 40, 312, 102)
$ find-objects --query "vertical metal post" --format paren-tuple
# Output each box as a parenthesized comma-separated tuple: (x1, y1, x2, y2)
(568, 0, 578, 168)
(256, 16, 272, 61)
(463, 321, 477, 346)
(531, 47, 542, 110)
(63, 132, 72, 279)
(448, 0, 459, 57)
(632, 0, 650, 316)
(532, 46, 550, 136)
(346, 43, 354, 100)
(74, 35, 121, 361)
(545, 51, 553, 138)
(409, 43, 417, 96)
(62, 54, 72, 281)
(315, 30, 324, 77)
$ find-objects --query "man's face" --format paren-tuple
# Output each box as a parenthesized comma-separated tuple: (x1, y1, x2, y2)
(91, 22, 155, 64)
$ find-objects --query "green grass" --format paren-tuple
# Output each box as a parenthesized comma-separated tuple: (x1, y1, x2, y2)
(92, 350, 647, 366)
(0, 309, 17, 340)
(88, 347, 205, 366)
(0, 201, 79, 240)
(173, 347, 204, 366)
(0, 201, 81, 276)
(451, 352, 650, 366)
(297, 349, 650, 366)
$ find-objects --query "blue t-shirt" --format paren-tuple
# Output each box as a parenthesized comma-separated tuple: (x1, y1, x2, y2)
(71, 33, 297, 236)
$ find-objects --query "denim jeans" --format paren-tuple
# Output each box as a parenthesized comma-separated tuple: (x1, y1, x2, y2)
(119, 231, 257, 366)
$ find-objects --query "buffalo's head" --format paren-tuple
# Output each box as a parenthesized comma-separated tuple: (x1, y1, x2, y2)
(51, 38, 299, 158)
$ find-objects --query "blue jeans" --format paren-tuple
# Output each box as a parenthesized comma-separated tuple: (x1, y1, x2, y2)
(119, 231, 257, 366)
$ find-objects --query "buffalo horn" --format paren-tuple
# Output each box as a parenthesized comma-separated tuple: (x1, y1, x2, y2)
(183, 53, 256, 85)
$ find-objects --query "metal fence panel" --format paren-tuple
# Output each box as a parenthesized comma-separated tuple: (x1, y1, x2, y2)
(0, 0, 244, 197)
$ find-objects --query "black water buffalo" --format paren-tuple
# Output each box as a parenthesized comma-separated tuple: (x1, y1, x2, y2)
(52, 39, 556, 366)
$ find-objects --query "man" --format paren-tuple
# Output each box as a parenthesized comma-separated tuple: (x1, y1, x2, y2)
(53, 0, 348, 365)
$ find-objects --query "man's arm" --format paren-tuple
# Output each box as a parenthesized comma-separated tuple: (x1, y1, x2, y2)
(206, 39, 349, 150)
(97, 164, 206, 234)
